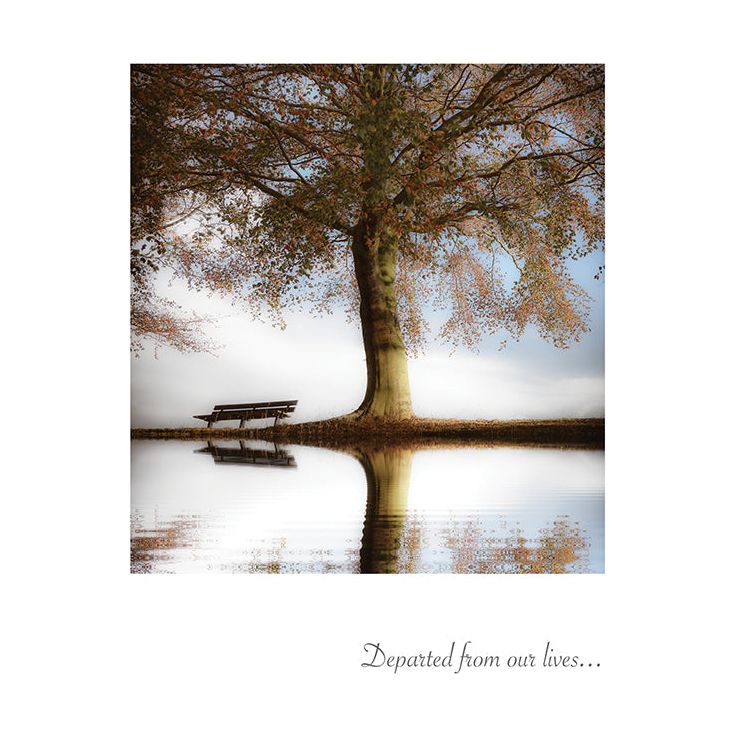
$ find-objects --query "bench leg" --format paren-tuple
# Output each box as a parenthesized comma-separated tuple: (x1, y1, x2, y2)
(207, 418, 213, 428)
(239, 418, 245, 429)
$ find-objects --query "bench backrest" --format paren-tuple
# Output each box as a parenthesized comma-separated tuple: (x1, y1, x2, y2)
(212, 400, 298, 411)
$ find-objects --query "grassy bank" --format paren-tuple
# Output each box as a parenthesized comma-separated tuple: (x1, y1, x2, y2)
(131, 417, 604, 449)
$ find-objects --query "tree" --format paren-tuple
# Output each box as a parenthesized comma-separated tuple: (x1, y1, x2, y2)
(131, 64, 604, 419)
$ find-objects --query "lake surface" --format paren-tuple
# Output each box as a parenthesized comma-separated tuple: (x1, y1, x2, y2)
(131, 441, 604, 574)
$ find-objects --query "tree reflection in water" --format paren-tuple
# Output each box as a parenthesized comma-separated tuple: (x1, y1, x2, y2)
(356, 446, 590, 574)
(130, 512, 200, 574)
(356, 447, 414, 574)
(131, 443, 594, 573)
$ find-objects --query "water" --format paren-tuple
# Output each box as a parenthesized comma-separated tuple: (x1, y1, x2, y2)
(131, 440, 604, 574)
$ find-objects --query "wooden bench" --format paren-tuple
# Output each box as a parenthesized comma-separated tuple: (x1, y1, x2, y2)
(193, 400, 298, 428)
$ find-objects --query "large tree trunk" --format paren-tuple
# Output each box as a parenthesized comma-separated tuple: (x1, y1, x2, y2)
(351, 220, 413, 419)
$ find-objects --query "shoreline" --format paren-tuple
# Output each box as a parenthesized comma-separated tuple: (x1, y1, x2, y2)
(131, 417, 604, 449)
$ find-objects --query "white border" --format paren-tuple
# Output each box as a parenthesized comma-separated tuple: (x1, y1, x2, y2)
(3, 2, 733, 733)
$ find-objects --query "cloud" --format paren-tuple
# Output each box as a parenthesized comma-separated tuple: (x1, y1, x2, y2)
(131, 273, 604, 426)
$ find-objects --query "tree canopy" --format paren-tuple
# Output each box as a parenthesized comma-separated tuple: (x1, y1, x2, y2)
(131, 64, 604, 417)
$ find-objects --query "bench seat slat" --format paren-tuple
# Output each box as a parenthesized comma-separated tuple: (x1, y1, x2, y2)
(209, 409, 289, 420)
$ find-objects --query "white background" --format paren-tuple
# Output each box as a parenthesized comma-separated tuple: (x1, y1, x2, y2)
(2, 2, 734, 734)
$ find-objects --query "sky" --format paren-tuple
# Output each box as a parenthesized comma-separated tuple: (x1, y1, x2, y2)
(131, 251, 604, 427)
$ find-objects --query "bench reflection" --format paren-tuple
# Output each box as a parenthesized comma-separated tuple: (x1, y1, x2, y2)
(195, 441, 297, 468)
